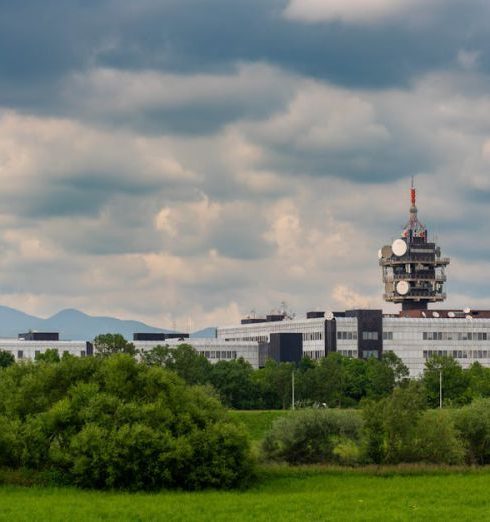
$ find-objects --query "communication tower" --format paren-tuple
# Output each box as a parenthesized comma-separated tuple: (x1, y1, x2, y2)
(379, 180, 450, 310)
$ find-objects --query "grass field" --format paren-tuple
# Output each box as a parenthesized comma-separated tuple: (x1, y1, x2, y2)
(1, 411, 487, 520)
(1, 466, 489, 521)
(228, 410, 289, 441)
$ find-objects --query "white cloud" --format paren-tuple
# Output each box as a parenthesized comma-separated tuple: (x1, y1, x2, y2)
(283, 0, 434, 24)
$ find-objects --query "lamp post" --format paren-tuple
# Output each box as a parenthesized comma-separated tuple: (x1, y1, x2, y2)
(439, 370, 443, 409)
(291, 370, 295, 410)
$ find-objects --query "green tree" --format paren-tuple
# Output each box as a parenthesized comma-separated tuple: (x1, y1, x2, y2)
(35, 348, 61, 363)
(254, 360, 294, 409)
(0, 354, 254, 490)
(262, 408, 363, 464)
(140, 344, 212, 385)
(467, 362, 490, 399)
(93, 334, 136, 357)
(0, 350, 15, 368)
(382, 351, 409, 383)
(453, 399, 490, 464)
(209, 358, 258, 409)
(423, 355, 470, 407)
(310, 353, 343, 407)
(383, 381, 426, 463)
(365, 357, 394, 399)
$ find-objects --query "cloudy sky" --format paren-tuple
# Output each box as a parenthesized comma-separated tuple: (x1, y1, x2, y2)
(1, 0, 490, 329)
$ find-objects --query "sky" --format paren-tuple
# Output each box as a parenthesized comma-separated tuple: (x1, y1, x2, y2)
(1, 0, 490, 329)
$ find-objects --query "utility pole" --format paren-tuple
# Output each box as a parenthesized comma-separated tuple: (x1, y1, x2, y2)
(291, 370, 295, 410)
(439, 370, 443, 409)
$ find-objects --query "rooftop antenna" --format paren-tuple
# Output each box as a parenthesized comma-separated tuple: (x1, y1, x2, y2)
(379, 178, 450, 311)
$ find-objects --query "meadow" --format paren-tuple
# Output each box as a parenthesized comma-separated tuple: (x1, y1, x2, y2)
(1, 466, 490, 521)
(1, 410, 490, 521)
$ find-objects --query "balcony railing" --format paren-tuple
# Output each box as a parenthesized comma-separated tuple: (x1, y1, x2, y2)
(383, 274, 447, 283)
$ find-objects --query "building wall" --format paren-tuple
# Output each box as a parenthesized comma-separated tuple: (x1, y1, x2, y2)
(383, 317, 490, 376)
(218, 318, 326, 360)
(0, 340, 89, 360)
(134, 338, 261, 368)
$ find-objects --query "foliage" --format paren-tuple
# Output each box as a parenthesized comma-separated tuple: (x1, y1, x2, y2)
(141, 344, 212, 385)
(423, 355, 470, 407)
(467, 362, 490, 399)
(0, 350, 15, 368)
(0, 355, 254, 491)
(453, 399, 490, 464)
(35, 349, 61, 363)
(362, 382, 427, 464)
(262, 408, 364, 464)
(412, 410, 465, 465)
(209, 358, 258, 409)
(93, 334, 136, 357)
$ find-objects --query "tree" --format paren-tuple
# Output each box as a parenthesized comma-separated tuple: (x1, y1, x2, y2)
(0, 354, 254, 490)
(365, 357, 395, 399)
(209, 358, 258, 409)
(0, 350, 15, 368)
(467, 362, 490, 399)
(93, 334, 136, 357)
(381, 351, 409, 384)
(423, 355, 470, 407)
(140, 344, 212, 385)
(383, 381, 426, 463)
(262, 408, 363, 464)
(35, 348, 61, 363)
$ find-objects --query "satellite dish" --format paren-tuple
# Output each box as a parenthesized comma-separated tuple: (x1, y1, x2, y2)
(422, 311, 427, 318)
(396, 280, 410, 296)
(466, 315, 473, 320)
(381, 245, 393, 258)
(464, 307, 471, 314)
(325, 311, 334, 320)
(432, 311, 440, 318)
(448, 311, 455, 318)
(392, 239, 408, 257)
(377, 249, 383, 260)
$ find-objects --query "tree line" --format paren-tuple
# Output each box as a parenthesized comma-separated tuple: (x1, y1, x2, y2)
(2, 333, 490, 409)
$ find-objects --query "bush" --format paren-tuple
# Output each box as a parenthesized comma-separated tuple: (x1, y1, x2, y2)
(412, 410, 465, 465)
(262, 408, 363, 464)
(453, 399, 490, 464)
(0, 355, 254, 490)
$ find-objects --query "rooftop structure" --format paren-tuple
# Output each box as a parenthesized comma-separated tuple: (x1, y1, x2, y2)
(379, 180, 450, 310)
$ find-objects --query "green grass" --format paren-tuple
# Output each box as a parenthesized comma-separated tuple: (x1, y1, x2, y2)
(228, 410, 290, 442)
(0, 466, 489, 521)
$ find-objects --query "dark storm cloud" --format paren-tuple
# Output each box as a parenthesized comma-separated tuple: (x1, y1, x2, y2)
(2, 0, 490, 115)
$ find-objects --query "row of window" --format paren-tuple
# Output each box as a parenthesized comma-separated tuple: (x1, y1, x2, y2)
(423, 350, 490, 359)
(304, 350, 325, 360)
(203, 351, 238, 360)
(17, 349, 86, 359)
(224, 336, 268, 342)
(338, 350, 357, 358)
(303, 332, 323, 341)
(383, 332, 394, 340)
(362, 350, 380, 359)
(337, 331, 358, 340)
(362, 331, 379, 341)
(423, 332, 488, 341)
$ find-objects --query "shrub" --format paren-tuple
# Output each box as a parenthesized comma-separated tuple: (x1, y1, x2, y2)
(362, 382, 426, 464)
(453, 399, 490, 464)
(262, 408, 363, 464)
(412, 410, 465, 465)
(0, 355, 254, 490)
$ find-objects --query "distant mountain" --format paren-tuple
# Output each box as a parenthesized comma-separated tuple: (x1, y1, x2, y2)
(191, 327, 217, 338)
(0, 306, 171, 341)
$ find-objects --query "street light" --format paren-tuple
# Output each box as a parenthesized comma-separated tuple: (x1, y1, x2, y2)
(439, 370, 443, 409)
